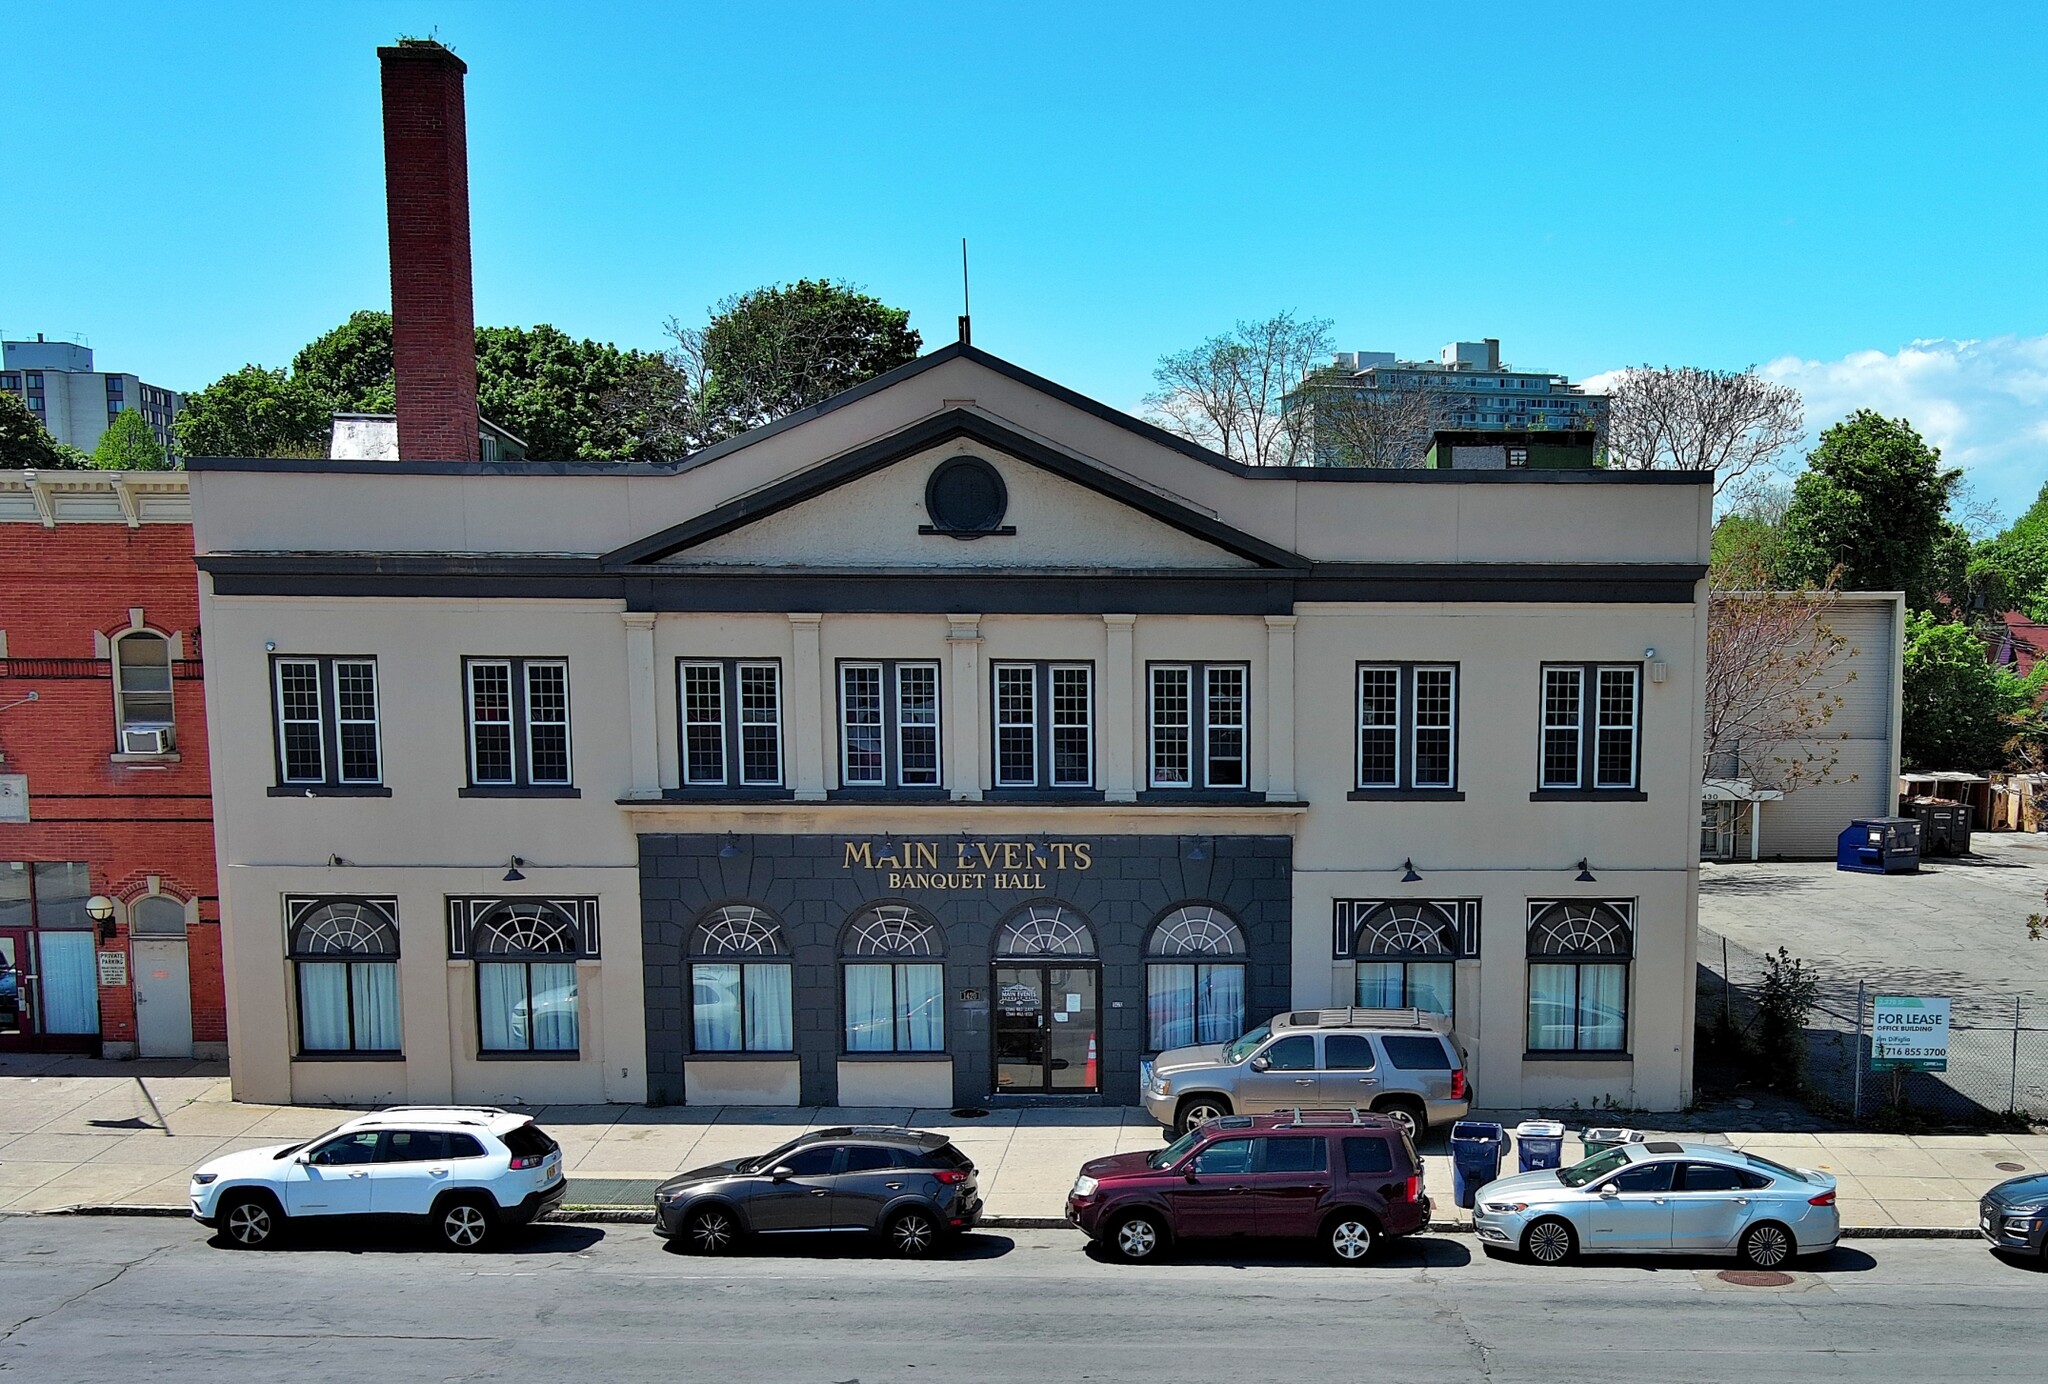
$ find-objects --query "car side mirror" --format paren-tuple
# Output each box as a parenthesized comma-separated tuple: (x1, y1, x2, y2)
(1597, 1184, 1618, 1198)
(1250, 1055, 1270, 1072)
(1183, 1169, 1200, 1183)
(295, 1155, 311, 1166)
(769, 1165, 794, 1182)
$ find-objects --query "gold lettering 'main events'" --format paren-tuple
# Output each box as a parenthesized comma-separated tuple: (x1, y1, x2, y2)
(842, 838, 1092, 892)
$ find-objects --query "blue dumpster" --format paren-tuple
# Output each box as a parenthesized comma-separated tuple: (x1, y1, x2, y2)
(1836, 816, 1919, 874)
(1449, 1121, 1508, 1209)
(1514, 1119, 1567, 1173)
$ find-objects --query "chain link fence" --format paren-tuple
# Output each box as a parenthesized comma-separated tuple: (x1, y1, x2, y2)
(1701, 928, 2048, 1124)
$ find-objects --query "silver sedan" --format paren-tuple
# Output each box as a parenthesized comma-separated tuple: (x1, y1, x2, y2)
(1472, 1140, 1839, 1268)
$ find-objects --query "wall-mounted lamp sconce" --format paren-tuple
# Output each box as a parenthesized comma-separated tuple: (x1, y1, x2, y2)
(1575, 858, 1596, 883)
(1642, 647, 1657, 660)
(503, 856, 526, 882)
(1186, 837, 1209, 862)
(1400, 858, 1421, 883)
(717, 835, 742, 860)
(264, 641, 277, 652)
(86, 894, 117, 942)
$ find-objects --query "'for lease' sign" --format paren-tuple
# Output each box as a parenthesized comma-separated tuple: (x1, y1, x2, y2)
(1871, 995, 1950, 1072)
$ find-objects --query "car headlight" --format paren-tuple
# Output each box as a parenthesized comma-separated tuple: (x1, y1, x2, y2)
(1481, 1201, 1528, 1214)
(1150, 1077, 1171, 1096)
(191, 1173, 218, 1186)
(1071, 1175, 1099, 1198)
(2004, 1204, 2043, 1218)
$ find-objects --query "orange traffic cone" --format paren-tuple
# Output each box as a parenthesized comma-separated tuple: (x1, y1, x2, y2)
(1085, 1034, 1098, 1087)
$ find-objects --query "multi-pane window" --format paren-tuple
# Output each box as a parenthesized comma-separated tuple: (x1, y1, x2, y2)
(1148, 664, 1249, 790)
(1355, 664, 1458, 790)
(286, 898, 401, 1055)
(112, 631, 174, 747)
(1145, 906, 1248, 1050)
(272, 656, 383, 789)
(841, 903, 946, 1053)
(677, 660, 783, 788)
(993, 662, 1093, 789)
(458, 900, 591, 1055)
(1526, 901, 1633, 1053)
(690, 905, 794, 1053)
(1348, 901, 1462, 1019)
(1539, 664, 1641, 791)
(838, 661, 942, 789)
(463, 658, 572, 788)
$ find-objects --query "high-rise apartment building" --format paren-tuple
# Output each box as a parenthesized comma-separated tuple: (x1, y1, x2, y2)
(1, 336, 185, 461)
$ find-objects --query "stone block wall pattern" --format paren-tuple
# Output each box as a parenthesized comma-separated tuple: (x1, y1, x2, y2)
(378, 40, 479, 462)
(638, 832, 1294, 1107)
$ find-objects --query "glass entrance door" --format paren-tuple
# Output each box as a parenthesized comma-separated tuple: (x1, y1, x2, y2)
(993, 965, 1098, 1094)
(0, 929, 27, 1048)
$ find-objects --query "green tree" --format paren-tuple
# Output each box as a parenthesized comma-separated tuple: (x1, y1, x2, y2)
(0, 391, 87, 467)
(1779, 411, 1960, 611)
(90, 409, 172, 471)
(173, 366, 330, 458)
(473, 324, 658, 461)
(1900, 610, 2034, 767)
(1966, 479, 2048, 622)
(699, 279, 921, 435)
(293, 309, 396, 413)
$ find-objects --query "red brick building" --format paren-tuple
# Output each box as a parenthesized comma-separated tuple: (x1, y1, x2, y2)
(0, 469, 224, 1058)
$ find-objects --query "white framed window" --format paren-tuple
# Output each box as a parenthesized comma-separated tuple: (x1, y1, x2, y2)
(1539, 664, 1639, 792)
(463, 658, 572, 789)
(838, 660, 942, 790)
(1148, 663, 1249, 790)
(675, 659, 783, 788)
(111, 630, 173, 745)
(1594, 666, 1641, 789)
(1540, 666, 1585, 788)
(272, 656, 382, 789)
(993, 662, 1094, 789)
(1356, 664, 1458, 792)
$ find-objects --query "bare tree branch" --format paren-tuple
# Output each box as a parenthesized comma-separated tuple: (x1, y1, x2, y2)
(1604, 365, 1804, 497)
(1704, 568, 1862, 794)
(1290, 370, 1460, 467)
(1144, 312, 1333, 466)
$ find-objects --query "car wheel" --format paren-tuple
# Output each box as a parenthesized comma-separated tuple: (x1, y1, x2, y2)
(886, 1209, 940, 1258)
(1323, 1212, 1379, 1265)
(1110, 1211, 1168, 1263)
(686, 1206, 740, 1256)
(436, 1195, 497, 1252)
(1373, 1098, 1425, 1143)
(1523, 1217, 1577, 1265)
(219, 1193, 282, 1250)
(1738, 1221, 1796, 1269)
(1176, 1097, 1230, 1132)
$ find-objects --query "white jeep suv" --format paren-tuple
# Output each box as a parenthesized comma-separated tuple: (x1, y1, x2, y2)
(189, 1106, 567, 1251)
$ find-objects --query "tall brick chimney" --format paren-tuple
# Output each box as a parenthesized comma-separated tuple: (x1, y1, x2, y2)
(378, 39, 479, 461)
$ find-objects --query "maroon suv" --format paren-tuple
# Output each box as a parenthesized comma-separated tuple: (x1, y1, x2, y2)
(1066, 1111, 1428, 1264)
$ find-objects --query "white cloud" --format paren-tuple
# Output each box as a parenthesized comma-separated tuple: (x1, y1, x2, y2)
(1588, 338, 2048, 523)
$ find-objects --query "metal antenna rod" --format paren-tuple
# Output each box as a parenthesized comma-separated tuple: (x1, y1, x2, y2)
(958, 239, 972, 345)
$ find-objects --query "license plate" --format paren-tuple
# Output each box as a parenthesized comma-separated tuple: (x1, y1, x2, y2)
(545, 1157, 560, 1182)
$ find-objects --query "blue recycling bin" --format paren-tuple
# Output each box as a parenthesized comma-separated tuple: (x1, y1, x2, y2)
(1514, 1119, 1567, 1173)
(1449, 1121, 1508, 1208)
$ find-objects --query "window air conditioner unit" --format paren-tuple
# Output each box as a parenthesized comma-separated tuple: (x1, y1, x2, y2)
(123, 725, 175, 755)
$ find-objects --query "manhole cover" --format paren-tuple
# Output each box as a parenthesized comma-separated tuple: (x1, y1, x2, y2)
(949, 1107, 991, 1119)
(1717, 1269, 1796, 1288)
(1996, 1162, 2026, 1172)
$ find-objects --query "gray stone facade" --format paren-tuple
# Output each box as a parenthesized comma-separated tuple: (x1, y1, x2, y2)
(638, 832, 1293, 1106)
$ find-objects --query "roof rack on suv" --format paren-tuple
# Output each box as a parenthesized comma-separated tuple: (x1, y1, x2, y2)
(1274, 1007, 1451, 1034)
(359, 1106, 513, 1127)
(1273, 1108, 1387, 1128)
(804, 1125, 946, 1147)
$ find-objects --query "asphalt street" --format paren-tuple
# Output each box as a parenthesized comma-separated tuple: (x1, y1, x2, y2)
(3, 1217, 2043, 1383)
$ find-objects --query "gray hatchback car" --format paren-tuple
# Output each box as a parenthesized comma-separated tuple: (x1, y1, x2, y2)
(1979, 1170, 2048, 1261)
(653, 1126, 981, 1257)
(1141, 1009, 1469, 1139)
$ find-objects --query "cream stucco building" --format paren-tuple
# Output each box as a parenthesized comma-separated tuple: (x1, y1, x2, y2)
(192, 344, 1712, 1115)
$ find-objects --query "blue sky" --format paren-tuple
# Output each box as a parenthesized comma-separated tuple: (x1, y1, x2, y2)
(7, 3, 2045, 513)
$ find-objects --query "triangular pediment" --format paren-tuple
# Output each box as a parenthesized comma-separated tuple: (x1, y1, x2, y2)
(601, 411, 1308, 572)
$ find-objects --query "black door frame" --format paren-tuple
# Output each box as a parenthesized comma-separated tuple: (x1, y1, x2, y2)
(991, 960, 1100, 1095)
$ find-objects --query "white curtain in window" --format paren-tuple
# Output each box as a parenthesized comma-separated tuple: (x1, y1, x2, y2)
(1579, 963, 1627, 1051)
(36, 932, 99, 1035)
(479, 963, 526, 1052)
(1408, 961, 1454, 1017)
(899, 963, 945, 1052)
(1355, 962, 1405, 1010)
(694, 962, 743, 1051)
(1526, 963, 1576, 1051)
(744, 962, 793, 1051)
(297, 962, 351, 1050)
(529, 962, 578, 1052)
(844, 965, 894, 1052)
(1147, 964, 1196, 1050)
(1196, 963, 1245, 1044)
(351, 962, 401, 1051)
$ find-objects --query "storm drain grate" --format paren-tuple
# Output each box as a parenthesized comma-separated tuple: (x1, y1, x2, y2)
(1996, 1162, 2026, 1172)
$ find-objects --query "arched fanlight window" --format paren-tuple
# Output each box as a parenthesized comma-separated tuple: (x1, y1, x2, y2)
(1349, 902, 1457, 1018)
(841, 903, 944, 1053)
(690, 904, 792, 1054)
(1526, 901, 1633, 1055)
(994, 904, 1096, 958)
(469, 900, 586, 1056)
(285, 898, 400, 1055)
(1144, 905, 1246, 1050)
(131, 895, 188, 936)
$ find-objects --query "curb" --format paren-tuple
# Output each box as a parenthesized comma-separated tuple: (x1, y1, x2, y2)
(4, 1203, 1987, 1239)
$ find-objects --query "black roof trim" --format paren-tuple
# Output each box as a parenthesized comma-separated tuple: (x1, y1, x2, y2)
(598, 409, 1310, 571)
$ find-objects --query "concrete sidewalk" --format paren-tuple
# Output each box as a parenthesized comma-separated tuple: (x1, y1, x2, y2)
(3, 1056, 2043, 1232)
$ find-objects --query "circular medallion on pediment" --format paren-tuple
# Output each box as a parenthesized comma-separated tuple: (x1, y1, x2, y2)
(925, 455, 1008, 534)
